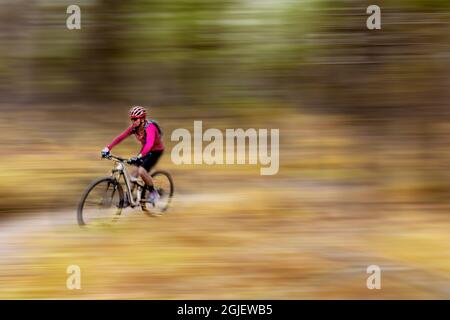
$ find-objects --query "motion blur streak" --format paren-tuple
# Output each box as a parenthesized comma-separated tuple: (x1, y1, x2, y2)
(0, 0, 449, 298)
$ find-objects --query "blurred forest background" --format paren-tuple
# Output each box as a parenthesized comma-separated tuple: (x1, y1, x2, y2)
(0, 0, 449, 213)
(0, 0, 449, 298)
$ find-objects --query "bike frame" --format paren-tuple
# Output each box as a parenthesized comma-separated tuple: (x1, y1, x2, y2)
(109, 155, 145, 208)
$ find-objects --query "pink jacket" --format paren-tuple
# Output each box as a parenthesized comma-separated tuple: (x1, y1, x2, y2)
(107, 121, 164, 156)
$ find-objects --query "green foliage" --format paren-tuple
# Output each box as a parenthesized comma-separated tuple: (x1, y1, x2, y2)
(0, 0, 449, 105)
(386, 0, 450, 9)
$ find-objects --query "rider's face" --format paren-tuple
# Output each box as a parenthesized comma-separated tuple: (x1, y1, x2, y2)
(131, 117, 143, 128)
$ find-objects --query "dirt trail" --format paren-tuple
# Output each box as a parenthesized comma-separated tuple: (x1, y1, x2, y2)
(0, 188, 449, 299)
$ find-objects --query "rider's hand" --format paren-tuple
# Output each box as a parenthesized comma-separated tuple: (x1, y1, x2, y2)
(129, 156, 143, 166)
(101, 147, 110, 158)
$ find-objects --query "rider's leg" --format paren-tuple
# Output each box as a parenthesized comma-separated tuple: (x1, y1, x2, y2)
(138, 166, 154, 190)
(138, 151, 163, 208)
(129, 166, 139, 179)
(139, 151, 163, 196)
(139, 151, 163, 187)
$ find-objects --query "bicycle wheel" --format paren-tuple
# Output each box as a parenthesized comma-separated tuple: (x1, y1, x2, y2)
(141, 170, 174, 215)
(77, 177, 124, 226)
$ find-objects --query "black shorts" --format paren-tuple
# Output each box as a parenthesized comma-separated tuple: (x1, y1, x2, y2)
(140, 150, 163, 172)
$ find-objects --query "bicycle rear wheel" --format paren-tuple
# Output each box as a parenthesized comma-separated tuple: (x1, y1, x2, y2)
(141, 170, 174, 215)
(77, 177, 124, 226)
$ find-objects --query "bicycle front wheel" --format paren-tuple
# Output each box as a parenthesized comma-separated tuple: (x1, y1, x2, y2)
(77, 177, 124, 226)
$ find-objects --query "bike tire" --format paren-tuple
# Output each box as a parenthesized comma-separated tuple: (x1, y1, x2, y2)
(77, 177, 124, 226)
(141, 170, 174, 214)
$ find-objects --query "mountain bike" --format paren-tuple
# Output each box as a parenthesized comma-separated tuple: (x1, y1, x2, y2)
(77, 154, 174, 226)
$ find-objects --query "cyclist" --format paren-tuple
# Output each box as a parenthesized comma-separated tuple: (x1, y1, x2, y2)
(101, 106, 164, 204)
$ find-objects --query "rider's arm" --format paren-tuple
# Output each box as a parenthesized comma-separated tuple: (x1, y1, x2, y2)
(107, 125, 133, 150)
(139, 123, 157, 157)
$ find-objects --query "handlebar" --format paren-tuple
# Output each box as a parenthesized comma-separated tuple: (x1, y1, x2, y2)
(103, 154, 130, 163)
